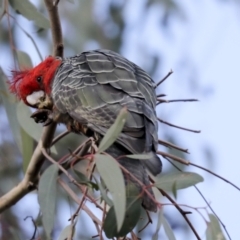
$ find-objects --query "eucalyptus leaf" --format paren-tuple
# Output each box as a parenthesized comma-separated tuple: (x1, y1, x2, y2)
(16, 102, 57, 154)
(152, 208, 163, 240)
(74, 169, 99, 190)
(103, 197, 142, 238)
(154, 172, 204, 192)
(95, 153, 126, 231)
(9, 226, 21, 240)
(96, 177, 113, 207)
(16, 50, 33, 69)
(57, 224, 75, 240)
(21, 127, 33, 172)
(206, 214, 226, 240)
(38, 164, 58, 238)
(162, 215, 176, 240)
(126, 153, 152, 159)
(9, 0, 50, 29)
(17, 102, 43, 141)
(172, 181, 177, 199)
(98, 107, 128, 153)
(0, 68, 22, 151)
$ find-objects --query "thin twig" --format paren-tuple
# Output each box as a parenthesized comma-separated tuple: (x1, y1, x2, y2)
(42, 148, 104, 210)
(157, 117, 201, 133)
(24, 216, 38, 240)
(51, 129, 70, 145)
(194, 186, 231, 240)
(157, 151, 190, 165)
(105, 152, 161, 209)
(9, 14, 43, 61)
(158, 139, 189, 153)
(156, 98, 168, 104)
(161, 203, 208, 223)
(58, 178, 102, 226)
(100, 201, 106, 240)
(165, 98, 198, 103)
(71, 161, 96, 223)
(159, 189, 201, 240)
(156, 93, 167, 98)
(155, 70, 173, 88)
(190, 162, 240, 192)
(166, 156, 232, 240)
(157, 98, 198, 105)
(138, 210, 152, 233)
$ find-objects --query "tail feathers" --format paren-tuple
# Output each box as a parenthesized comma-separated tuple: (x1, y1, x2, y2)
(143, 152, 162, 176)
(116, 156, 158, 212)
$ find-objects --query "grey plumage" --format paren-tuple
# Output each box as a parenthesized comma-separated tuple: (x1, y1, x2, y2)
(51, 49, 162, 211)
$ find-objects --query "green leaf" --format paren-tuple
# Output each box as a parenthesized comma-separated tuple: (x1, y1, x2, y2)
(152, 208, 163, 240)
(20, 127, 33, 172)
(57, 224, 75, 240)
(103, 197, 142, 238)
(96, 177, 113, 207)
(98, 108, 128, 153)
(74, 169, 99, 190)
(9, 0, 50, 29)
(154, 172, 204, 192)
(206, 214, 226, 240)
(162, 215, 176, 240)
(172, 181, 177, 199)
(126, 153, 153, 159)
(17, 102, 43, 142)
(16, 50, 33, 69)
(16, 102, 57, 154)
(95, 153, 126, 231)
(0, 68, 22, 151)
(0, 1, 4, 16)
(38, 165, 58, 238)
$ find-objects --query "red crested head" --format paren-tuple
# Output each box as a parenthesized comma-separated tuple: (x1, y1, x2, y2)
(9, 56, 61, 106)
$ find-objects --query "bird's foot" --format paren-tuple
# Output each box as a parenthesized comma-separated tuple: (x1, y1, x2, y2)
(31, 109, 53, 126)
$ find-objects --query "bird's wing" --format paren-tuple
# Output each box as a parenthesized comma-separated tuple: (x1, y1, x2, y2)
(52, 49, 158, 154)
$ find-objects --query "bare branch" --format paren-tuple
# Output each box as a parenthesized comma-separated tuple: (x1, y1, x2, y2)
(0, 0, 62, 213)
(157, 117, 201, 133)
(51, 129, 70, 146)
(157, 98, 198, 105)
(155, 70, 173, 88)
(158, 139, 189, 153)
(166, 156, 233, 240)
(58, 178, 102, 226)
(157, 150, 190, 165)
(190, 162, 240, 192)
(44, 0, 63, 57)
(159, 189, 201, 240)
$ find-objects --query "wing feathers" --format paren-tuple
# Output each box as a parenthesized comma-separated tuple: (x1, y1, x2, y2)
(52, 49, 159, 156)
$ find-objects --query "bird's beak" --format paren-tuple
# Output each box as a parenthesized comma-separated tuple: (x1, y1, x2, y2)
(26, 90, 45, 106)
(37, 94, 53, 109)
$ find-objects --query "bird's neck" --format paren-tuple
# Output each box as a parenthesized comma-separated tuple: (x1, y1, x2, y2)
(44, 59, 62, 94)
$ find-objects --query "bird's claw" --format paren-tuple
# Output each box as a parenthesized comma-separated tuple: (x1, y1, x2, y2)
(31, 109, 53, 126)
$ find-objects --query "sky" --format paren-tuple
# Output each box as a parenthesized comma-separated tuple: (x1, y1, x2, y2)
(118, 0, 240, 239)
(154, 1, 240, 239)
(1, 0, 240, 239)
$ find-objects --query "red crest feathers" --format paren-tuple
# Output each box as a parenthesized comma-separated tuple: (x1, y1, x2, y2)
(8, 56, 61, 103)
(9, 69, 30, 98)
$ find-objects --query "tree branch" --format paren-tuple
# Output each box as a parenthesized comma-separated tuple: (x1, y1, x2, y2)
(0, 0, 62, 213)
(159, 189, 201, 240)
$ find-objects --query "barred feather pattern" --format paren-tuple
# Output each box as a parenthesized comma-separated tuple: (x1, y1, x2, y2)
(51, 49, 162, 211)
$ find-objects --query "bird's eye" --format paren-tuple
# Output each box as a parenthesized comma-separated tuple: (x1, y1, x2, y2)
(36, 76, 42, 83)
